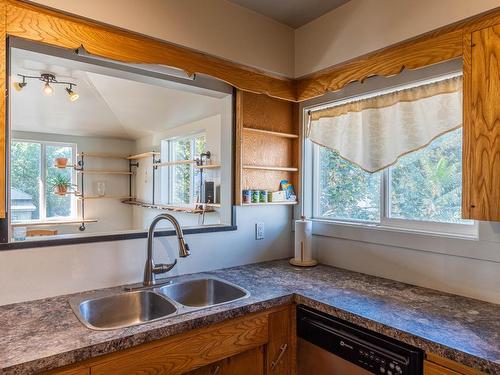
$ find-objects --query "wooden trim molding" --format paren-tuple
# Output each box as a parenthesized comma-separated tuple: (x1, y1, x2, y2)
(4, 0, 295, 101)
(295, 6, 500, 102)
(0, 0, 6, 219)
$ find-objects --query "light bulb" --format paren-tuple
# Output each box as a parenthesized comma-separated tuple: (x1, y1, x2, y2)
(12, 82, 26, 92)
(66, 87, 79, 102)
(43, 82, 53, 95)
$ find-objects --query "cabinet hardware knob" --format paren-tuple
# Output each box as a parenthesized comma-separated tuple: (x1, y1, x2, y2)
(271, 343, 288, 370)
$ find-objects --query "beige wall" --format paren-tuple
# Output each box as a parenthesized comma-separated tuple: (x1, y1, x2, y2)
(294, 0, 500, 77)
(28, 0, 294, 77)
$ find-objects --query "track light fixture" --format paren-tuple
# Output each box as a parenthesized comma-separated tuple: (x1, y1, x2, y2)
(12, 73, 79, 101)
(65, 84, 79, 102)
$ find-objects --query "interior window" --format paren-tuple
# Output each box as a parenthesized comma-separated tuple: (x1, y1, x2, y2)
(10, 140, 76, 223)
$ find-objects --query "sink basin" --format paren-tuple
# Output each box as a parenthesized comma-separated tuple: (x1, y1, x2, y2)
(158, 277, 249, 308)
(70, 290, 177, 330)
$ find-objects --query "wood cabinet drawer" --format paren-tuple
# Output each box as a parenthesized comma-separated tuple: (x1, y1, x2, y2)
(91, 314, 268, 375)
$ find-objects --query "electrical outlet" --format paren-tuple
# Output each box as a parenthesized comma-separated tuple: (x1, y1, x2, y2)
(255, 222, 265, 240)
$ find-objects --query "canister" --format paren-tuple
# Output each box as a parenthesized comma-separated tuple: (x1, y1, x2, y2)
(242, 189, 252, 204)
(259, 190, 268, 203)
(251, 190, 260, 203)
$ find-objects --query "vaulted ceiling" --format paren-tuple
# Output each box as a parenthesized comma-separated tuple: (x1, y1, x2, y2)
(10, 49, 227, 140)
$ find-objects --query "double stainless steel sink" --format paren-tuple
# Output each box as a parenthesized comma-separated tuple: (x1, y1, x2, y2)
(70, 276, 249, 330)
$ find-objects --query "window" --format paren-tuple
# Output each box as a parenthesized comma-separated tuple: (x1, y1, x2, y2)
(10, 140, 76, 222)
(162, 134, 206, 205)
(309, 76, 475, 236)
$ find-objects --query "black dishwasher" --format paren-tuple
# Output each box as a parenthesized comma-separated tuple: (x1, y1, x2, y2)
(297, 305, 423, 375)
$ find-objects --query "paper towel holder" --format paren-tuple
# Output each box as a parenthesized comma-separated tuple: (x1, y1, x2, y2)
(290, 216, 318, 267)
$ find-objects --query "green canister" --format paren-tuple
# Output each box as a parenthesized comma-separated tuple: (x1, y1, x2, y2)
(259, 190, 268, 203)
(251, 190, 260, 203)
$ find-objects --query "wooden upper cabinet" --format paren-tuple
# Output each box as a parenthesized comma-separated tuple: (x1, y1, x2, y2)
(462, 23, 500, 221)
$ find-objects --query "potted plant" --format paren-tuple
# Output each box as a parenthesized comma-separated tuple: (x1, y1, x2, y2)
(54, 157, 68, 168)
(50, 173, 75, 195)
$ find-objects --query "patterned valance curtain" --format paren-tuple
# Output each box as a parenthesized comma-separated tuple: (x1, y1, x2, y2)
(307, 76, 463, 173)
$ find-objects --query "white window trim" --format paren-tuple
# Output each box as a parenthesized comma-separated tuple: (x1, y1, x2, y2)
(162, 133, 205, 205)
(310, 142, 477, 238)
(11, 139, 77, 223)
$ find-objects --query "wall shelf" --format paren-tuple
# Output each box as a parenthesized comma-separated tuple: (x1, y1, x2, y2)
(121, 199, 217, 213)
(243, 127, 298, 139)
(77, 152, 127, 159)
(127, 152, 160, 160)
(153, 160, 197, 168)
(235, 91, 299, 206)
(242, 201, 297, 206)
(77, 195, 134, 200)
(77, 169, 133, 175)
(195, 164, 221, 169)
(242, 165, 298, 172)
(11, 219, 98, 227)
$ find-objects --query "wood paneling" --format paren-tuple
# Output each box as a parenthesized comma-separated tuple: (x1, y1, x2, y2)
(462, 23, 500, 221)
(3, 0, 294, 101)
(91, 313, 268, 375)
(425, 354, 486, 375)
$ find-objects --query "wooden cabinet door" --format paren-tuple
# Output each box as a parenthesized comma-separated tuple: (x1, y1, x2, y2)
(185, 347, 264, 375)
(266, 307, 294, 375)
(463, 23, 500, 221)
(425, 360, 462, 375)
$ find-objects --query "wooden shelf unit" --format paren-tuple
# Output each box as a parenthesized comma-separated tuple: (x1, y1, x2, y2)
(242, 165, 298, 172)
(242, 127, 298, 139)
(126, 151, 160, 160)
(153, 160, 197, 168)
(121, 199, 217, 214)
(77, 152, 127, 159)
(235, 91, 299, 206)
(195, 164, 221, 169)
(77, 169, 133, 175)
(77, 195, 134, 200)
(242, 201, 297, 206)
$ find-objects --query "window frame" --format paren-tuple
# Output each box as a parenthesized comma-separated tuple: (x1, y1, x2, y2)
(10, 139, 77, 223)
(310, 137, 478, 238)
(305, 63, 478, 239)
(162, 132, 206, 205)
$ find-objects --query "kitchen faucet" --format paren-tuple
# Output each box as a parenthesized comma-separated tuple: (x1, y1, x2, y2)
(143, 213, 190, 287)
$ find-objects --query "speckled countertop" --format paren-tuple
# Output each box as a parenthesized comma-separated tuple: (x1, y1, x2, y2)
(1, 260, 499, 374)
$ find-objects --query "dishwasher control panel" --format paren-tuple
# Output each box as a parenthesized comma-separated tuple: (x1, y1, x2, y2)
(297, 305, 423, 375)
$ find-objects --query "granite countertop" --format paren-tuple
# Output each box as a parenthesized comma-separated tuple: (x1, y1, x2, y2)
(1, 260, 499, 374)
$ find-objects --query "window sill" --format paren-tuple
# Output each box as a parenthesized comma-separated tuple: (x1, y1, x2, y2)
(310, 219, 500, 263)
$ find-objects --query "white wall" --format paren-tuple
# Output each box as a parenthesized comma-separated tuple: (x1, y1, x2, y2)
(294, 0, 500, 77)
(0, 205, 293, 305)
(314, 234, 500, 304)
(29, 0, 294, 77)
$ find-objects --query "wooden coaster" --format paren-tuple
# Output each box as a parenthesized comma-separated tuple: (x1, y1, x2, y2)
(289, 258, 318, 267)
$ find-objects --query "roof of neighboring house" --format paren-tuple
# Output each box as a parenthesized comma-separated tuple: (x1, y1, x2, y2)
(11, 188, 33, 201)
